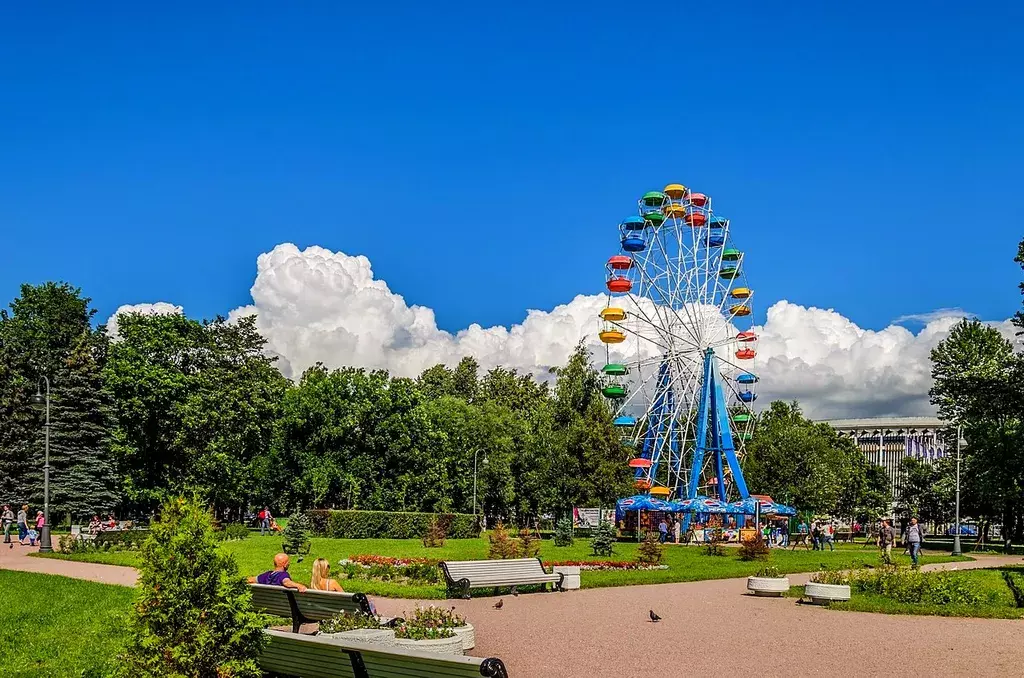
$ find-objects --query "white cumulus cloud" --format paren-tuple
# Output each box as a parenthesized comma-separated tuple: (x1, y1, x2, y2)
(105, 302, 184, 339)
(125, 243, 1016, 420)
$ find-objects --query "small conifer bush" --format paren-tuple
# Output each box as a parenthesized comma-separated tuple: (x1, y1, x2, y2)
(553, 517, 574, 547)
(590, 521, 616, 557)
(115, 496, 267, 678)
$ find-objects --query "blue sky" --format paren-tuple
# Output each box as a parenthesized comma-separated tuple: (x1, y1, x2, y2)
(2, 2, 1022, 332)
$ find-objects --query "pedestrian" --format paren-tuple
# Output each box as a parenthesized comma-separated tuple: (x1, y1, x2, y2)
(811, 522, 820, 550)
(17, 504, 28, 544)
(673, 517, 681, 544)
(821, 522, 835, 551)
(259, 506, 271, 536)
(658, 517, 668, 544)
(879, 519, 895, 564)
(906, 517, 925, 567)
(35, 510, 44, 535)
(2, 505, 14, 545)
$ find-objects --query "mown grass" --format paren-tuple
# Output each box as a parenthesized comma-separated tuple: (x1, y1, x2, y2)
(35, 534, 968, 599)
(786, 566, 1024, 619)
(0, 570, 132, 677)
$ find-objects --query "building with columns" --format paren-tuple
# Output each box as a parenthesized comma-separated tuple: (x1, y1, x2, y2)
(822, 417, 950, 502)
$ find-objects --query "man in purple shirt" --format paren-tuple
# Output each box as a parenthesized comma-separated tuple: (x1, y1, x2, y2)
(248, 553, 307, 592)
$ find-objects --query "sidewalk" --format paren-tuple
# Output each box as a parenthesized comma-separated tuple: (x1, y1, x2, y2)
(0, 540, 138, 586)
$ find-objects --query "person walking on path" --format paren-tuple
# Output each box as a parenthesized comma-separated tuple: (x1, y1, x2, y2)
(821, 522, 835, 552)
(907, 517, 925, 567)
(879, 519, 895, 564)
(2, 505, 14, 545)
(16, 505, 28, 544)
(658, 518, 668, 544)
(259, 507, 272, 536)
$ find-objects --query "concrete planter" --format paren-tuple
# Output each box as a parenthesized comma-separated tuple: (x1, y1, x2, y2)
(746, 576, 791, 597)
(553, 565, 581, 590)
(804, 582, 851, 604)
(320, 628, 396, 647)
(451, 623, 475, 651)
(394, 634, 465, 655)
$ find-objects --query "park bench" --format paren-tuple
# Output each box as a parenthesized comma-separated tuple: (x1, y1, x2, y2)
(249, 584, 376, 633)
(440, 557, 564, 599)
(259, 629, 509, 678)
(788, 533, 811, 550)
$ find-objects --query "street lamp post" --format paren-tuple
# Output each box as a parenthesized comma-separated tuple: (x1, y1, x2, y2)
(29, 377, 52, 553)
(472, 450, 487, 521)
(951, 424, 963, 557)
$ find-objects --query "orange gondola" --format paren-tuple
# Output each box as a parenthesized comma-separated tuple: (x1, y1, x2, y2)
(684, 210, 707, 227)
(735, 348, 756, 360)
(607, 254, 633, 270)
(736, 331, 757, 342)
(688, 192, 709, 207)
(629, 458, 653, 469)
(606, 276, 632, 293)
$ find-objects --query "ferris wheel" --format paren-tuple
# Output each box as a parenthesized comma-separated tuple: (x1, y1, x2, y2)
(599, 183, 758, 505)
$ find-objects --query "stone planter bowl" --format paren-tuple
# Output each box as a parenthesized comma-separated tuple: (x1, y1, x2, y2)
(746, 576, 791, 597)
(804, 582, 851, 605)
(320, 628, 396, 647)
(452, 623, 475, 651)
(394, 634, 465, 655)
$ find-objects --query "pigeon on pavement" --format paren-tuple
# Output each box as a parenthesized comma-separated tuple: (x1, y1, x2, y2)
(493, 599, 504, 610)
(649, 609, 661, 622)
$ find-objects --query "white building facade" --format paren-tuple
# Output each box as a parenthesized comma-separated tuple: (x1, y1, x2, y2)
(822, 417, 949, 502)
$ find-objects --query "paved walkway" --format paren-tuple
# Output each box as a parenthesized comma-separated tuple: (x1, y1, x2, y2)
(3, 546, 1022, 676)
(0, 541, 138, 586)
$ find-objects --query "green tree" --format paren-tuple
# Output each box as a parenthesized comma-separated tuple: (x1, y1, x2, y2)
(930, 316, 1024, 549)
(744, 401, 886, 518)
(105, 313, 287, 515)
(0, 282, 116, 518)
(115, 496, 266, 677)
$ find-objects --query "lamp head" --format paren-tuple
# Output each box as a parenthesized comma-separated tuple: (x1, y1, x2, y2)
(29, 391, 46, 412)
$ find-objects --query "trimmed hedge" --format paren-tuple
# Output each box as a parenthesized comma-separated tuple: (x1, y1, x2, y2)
(306, 510, 480, 539)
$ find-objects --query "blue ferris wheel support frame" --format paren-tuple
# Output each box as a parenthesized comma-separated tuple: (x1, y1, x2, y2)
(636, 349, 750, 507)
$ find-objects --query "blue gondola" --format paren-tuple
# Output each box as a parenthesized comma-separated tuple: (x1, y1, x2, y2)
(736, 373, 758, 385)
(622, 235, 646, 252)
(613, 416, 637, 427)
(706, 233, 725, 247)
(709, 215, 729, 229)
(620, 216, 646, 231)
(738, 391, 757, 403)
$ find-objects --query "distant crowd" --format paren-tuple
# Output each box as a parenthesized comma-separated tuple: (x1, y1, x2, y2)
(1, 503, 44, 547)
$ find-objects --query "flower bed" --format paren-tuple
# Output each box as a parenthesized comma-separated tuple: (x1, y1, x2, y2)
(348, 554, 440, 568)
(543, 560, 668, 571)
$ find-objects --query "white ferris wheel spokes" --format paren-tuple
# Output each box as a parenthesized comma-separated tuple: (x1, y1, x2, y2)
(599, 183, 759, 505)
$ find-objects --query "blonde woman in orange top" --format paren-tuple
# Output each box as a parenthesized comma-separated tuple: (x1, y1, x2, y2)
(309, 558, 344, 592)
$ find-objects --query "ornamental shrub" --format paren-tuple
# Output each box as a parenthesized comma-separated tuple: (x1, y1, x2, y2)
(635, 532, 664, 565)
(518, 528, 541, 558)
(488, 523, 520, 559)
(422, 517, 446, 548)
(306, 509, 480, 539)
(590, 521, 616, 557)
(738, 532, 770, 561)
(755, 565, 782, 578)
(553, 517, 574, 547)
(703, 529, 726, 557)
(282, 511, 311, 559)
(114, 496, 266, 678)
(217, 522, 251, 541)
(406, 605, 466, 629)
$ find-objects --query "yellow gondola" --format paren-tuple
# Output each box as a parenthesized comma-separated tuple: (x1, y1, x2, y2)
(662, 203, 687, 218)
(730, 305, 752, 317)
(663, 183, 688, 199)
(600, 307, 627, 322)
(599, 330, 626, 344)
(730, 287, 751, 299)
(649, 486, 671, 498)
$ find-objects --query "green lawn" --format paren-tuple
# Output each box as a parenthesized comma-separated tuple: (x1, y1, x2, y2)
(35, 535, 968, 599)
(0, 570, 132, 677)
(786, 566, 1024, 619)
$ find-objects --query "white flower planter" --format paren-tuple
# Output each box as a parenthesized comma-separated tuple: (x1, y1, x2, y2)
(320, 628, 396, 647)
(746, 576, 791, 597)
(452, 623, 475, 651)
(394, 635, 464, 655)
(804, 582, 851, 604)
(553, 565, 581, 590)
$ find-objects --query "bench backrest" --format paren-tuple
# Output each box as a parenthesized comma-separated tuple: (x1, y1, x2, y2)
(249, 584, 372, 623)
(442, 558, 550, 586)
(260, 629, 508, 678)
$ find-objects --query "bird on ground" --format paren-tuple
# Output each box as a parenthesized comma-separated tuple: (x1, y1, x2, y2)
(649, 610, 661, 622)
(493, 599, 504, 610)
(512, 590, 519, 597)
